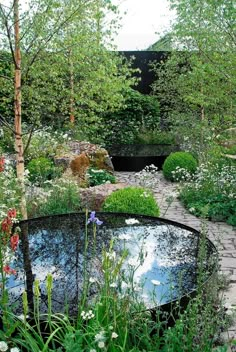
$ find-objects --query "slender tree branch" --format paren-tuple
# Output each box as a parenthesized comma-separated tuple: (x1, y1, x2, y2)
(0, 114, 16, 134)
(23, 121, 37, 156)
(0, 74, 13, 80)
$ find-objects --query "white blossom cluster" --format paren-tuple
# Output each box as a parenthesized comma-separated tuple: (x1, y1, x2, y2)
(134, 164, 159, 190)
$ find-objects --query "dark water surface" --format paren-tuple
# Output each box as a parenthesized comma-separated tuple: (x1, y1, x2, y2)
(8, 213, 217, 315)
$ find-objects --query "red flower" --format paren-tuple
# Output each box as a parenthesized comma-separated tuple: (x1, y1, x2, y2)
(3, 265, 16, 275)
(1, 217, 12, 234)
(7, 209, 17, 219)
(0, 157, 4, 172)
(10, 234, 19, 251)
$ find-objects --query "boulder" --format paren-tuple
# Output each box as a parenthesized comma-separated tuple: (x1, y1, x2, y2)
(79, 182, 128, 211)
(54, 141, 114, 184)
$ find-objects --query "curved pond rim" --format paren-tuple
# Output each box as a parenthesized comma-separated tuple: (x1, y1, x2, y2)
(17, 212, 219, 312)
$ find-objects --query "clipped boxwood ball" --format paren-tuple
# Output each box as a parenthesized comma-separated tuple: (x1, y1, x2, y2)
(163, 151, 198, 181)
(102, 186, 160, 217)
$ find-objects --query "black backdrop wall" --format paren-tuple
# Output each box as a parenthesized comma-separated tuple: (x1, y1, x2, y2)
(119, 51, 169, 94)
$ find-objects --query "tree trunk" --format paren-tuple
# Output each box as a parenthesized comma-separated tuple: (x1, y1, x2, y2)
(14, 0, 27, 219)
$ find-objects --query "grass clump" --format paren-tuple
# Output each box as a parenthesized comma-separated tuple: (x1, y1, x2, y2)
(102, 186, 160, 216)
(163, 151, 198, 181)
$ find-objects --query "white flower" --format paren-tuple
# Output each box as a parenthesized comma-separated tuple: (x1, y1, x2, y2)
(90, 350, 96, 352)
(106, 251, 116, 260)
(98, 341, 105, 348)
(125, 218, 139, 225)
(89, 277, 97, 283)
(151, 280, 161, 286)
(10, 348, 20, 352)
(81, 310, 94, 320)
(110, 282, 118, 288)
(95, 331, 106, 342)
(111, 332, 118, 339)
(119, 233, 131, 241)
(189, 207, 195, 213)
(0, 341, 8, 352)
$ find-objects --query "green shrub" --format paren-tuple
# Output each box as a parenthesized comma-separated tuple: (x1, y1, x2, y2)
(27, 157, 62, 185)
(163, 151, 198, 181)
(86, 167, 116, 187)
(102, 187, 160, 216)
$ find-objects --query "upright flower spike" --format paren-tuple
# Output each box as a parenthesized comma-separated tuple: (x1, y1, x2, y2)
(10, 234, 19, 251)
(7, 208, 17, 219)
(87, 211, 103, 226)
(0, 157, 5, 172)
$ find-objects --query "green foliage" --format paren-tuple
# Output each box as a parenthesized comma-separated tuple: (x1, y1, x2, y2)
(102, 88, 160, 146)
(102, 187, 160, 216)
(27, 179, 81, 217)
(23, 129, 68, 161)
(86, 167, 116, 187)
(163, 151, 198, 181)
(134, 129, 176, 145)
(0, 161, 21, 217)
(0, 127, 15, 153)
(179, 161, 236, 226)
(27, 157, 62, 185)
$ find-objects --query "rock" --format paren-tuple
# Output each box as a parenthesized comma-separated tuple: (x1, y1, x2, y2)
(70, 153, 90, 178)
(54, 141, 114, 180)
(79, 182, 128, 211)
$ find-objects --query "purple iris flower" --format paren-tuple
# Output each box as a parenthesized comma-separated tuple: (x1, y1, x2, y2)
(87, 211, 103, 226)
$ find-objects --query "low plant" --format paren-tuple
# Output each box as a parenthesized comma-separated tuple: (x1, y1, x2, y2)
(163, 151, 198, 181)
(27, 178, 81, 217)
(102, 186, 160, 216)
(179, 162, 236, 226)
(86, 167, 116, 187)
(134, 164, 159, 190)
(26, 157, 62, 185)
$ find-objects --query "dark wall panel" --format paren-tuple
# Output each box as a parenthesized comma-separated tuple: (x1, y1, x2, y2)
(119, 51, 169, 94)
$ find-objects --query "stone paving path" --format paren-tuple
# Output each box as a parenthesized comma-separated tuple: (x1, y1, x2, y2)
(115, 171, 236, 342)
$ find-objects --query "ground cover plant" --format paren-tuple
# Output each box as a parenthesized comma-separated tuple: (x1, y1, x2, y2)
(179, 161, 236, 226)
(86, 168, 116, 187)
